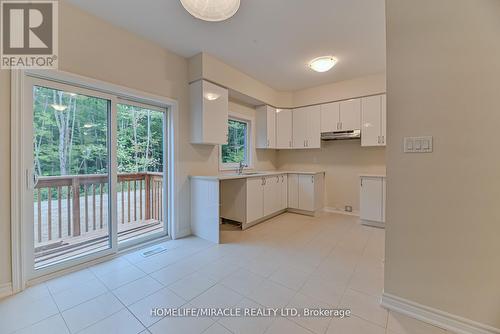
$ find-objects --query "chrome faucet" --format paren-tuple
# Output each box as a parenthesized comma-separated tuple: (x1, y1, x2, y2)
(238, 161, 248, 174)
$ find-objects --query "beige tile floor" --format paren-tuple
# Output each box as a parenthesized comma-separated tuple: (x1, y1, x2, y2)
(0, 212, 453, 334)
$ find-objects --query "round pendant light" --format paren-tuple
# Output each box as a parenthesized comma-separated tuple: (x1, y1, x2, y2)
(308, 56, 338, 73)
(180, 0, 240, 22)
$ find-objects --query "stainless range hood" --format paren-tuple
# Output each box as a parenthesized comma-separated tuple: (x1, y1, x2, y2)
(321, 129, 361, 141)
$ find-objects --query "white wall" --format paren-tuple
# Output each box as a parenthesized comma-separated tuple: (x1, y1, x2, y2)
(292, 73, 386, 107)
(278, 142, 385, 212)
(385, 0, 500, 329)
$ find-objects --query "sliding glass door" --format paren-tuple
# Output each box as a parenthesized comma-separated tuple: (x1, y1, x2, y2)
(23, 76, 169, 279)
(116, 102, 168, 247)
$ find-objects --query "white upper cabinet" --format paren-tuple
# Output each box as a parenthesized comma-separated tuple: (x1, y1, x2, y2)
(321, 99, 360, 132)
(292, 105, 321, 149)
(256, 105, 277, 149)
(293, 107, 308, 148)
(320, 102, 340, 133)
(361, 94, 387, 146)
(276, 109, 293, 149)
(190, 80, 229, 145)
(307, 106, 321, 148)
(339, 99, 361, 131)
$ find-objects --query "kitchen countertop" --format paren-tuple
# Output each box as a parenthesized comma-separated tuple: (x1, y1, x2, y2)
(190, 170, 325, 181)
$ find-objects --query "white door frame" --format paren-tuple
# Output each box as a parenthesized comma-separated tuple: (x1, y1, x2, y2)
(10, 69, 180, 292)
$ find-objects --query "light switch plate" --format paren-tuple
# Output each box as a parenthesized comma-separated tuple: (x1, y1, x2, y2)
(404, 136, 433, 153)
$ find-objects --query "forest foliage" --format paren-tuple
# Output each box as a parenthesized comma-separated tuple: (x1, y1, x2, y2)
(33, 86, 164, 178)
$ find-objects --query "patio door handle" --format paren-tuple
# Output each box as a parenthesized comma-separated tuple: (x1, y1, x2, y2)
(26, 168, 38, 190)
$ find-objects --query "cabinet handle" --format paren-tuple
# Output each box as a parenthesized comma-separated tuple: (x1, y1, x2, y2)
(281, 175, 284, 183)
(311, 176, 314, 183)
(381, 136, 385, 144)
(377, 136, 380, 144)
(276, 176, 280, 183)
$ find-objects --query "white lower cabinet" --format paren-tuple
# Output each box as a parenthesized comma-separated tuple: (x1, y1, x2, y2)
(246, 177, 264, 224)
(359, 176, 386, 227)
(288, 173, 324, 212)
(287, 174, 299, 209)
(280, 174, 288, 210)
(263, 175, 282, 216)
(298, 174, 315, 212)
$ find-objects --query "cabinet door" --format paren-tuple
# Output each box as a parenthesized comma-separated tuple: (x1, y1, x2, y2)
(276, 109, 292, 149)
(320, 102, 340, 133)
(306, 105, 321, 148)
(298, 174, 315, 211)
(339, 99, 361, 131)
(202, 81, 229, 144)
(264, 175, 281, 216)
(281, 174, 288, 210)
(246, 177, 264, 223)
(292, 108, 308, 148)
(360, 177, 383, 222)
(287, 174, 299, 209)
(256, 106, 276, 149)
(267, 107, 276, 148)
(361, 95, 382, 147)
(380, 94, 386, 145)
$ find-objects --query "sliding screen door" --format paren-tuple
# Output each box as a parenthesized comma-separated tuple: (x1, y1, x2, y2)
(29, 81, 114, 272)
(116, 102, 168, 247)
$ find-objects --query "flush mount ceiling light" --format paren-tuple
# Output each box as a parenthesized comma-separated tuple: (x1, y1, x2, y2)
(308, 56, 338, 73)
(180, 0, 240, 22)
(204, 92, 220, 101)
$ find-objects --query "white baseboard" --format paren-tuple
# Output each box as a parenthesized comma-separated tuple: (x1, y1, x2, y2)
(323, 207, 360, 217)
(0, 282, 13, 300)
(381, 293, 500, 334)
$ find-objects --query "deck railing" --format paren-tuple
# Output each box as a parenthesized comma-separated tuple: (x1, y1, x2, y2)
(35, 172, 164, 244)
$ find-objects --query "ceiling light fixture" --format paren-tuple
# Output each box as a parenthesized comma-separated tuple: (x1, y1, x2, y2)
(180, 0, 240, 22)
(51, 104, 68, 111)
(308, 56, 338, 73)
(204, 92, 220, 101)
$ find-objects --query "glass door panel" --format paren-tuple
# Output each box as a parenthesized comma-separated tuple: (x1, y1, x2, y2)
(32, 85, 111, 270)
(116, 103, 167, 245)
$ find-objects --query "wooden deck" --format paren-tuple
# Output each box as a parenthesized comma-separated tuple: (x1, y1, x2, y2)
(35, 219, 164, 269)
(33, 172, 165, 269)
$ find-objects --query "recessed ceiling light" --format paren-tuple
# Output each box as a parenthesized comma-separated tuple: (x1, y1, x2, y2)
(180, 0, 240, 22)
(308, 56, 338, 73)
(204, 92, 220, 101)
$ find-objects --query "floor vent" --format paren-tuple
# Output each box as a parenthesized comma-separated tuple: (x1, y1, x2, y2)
(141, 246, 168, 258)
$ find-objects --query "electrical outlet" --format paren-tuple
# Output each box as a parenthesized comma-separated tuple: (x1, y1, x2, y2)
(404, 136, 433, 153)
